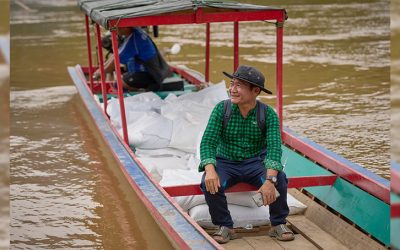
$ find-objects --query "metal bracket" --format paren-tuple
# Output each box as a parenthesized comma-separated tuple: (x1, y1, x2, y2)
(276, 21, 284, 28)
(109, 16, 123, 31)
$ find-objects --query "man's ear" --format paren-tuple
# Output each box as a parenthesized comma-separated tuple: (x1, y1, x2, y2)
(254, 87, 261, 95)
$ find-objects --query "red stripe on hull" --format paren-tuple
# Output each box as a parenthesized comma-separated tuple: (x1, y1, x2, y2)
(391, 204, 400, 218)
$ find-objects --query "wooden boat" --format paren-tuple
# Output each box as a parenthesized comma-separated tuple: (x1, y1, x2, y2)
(392, 162, 400, 249)
(68, 1, 390, 249)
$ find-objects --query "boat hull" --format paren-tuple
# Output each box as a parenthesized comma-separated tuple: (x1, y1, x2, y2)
(68, 65, 222, 250)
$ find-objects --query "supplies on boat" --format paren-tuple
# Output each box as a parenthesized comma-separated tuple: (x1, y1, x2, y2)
(107, 81, 307, 229)
(107, 81, 228, 151)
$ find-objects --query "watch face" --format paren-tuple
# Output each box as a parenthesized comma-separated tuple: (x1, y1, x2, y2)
(267, 176, 277, 183)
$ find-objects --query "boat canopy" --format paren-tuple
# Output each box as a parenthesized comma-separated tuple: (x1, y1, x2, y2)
(77, 0, 286, 29)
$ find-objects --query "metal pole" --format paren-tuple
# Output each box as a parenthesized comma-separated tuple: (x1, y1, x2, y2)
(85, 15, 94, 92)
(205, 23, 210, 83)
(276, 21, 283, 133)
(95, 24, 108, 112)
(233, 21, 239, 71)
(111, 30, 129, 144)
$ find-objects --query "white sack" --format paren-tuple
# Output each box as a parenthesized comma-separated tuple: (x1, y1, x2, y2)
(189, 204, 270, 228)
(162, 82, 228, 153)
(137, 156, 189, 182)
(135, 147, 189, 158)
(118, 111, 172, 149)
(107, 92, 164, 128)
(176, 81, 228, 106)
(189, 195, 307, 229)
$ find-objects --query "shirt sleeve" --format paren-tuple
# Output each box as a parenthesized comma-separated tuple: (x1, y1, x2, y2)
(263, 106, 283, 171)
(198, 102, 224, 172)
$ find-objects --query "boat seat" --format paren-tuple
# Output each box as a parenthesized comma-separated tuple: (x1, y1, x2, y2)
(164, 175, 337, 197)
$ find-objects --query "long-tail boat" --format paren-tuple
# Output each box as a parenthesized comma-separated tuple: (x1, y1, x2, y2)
(68, 1, 390, 249)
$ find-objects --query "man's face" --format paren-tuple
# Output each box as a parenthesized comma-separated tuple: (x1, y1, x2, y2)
(229, 78, 259, 105)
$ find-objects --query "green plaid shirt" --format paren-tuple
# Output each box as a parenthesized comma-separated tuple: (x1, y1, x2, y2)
(199, 101, 283, 172)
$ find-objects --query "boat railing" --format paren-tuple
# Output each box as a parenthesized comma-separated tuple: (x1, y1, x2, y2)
(82, 6, 286, 146)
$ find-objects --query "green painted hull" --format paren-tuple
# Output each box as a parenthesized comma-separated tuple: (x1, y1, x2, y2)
(283, 146, 389, 245)
(392, 193, 400, 249)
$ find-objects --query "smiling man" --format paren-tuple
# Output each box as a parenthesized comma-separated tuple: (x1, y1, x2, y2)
(199, 65, 294, 244)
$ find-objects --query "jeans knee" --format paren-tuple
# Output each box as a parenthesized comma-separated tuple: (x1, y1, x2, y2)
(277, 171, 288, 188)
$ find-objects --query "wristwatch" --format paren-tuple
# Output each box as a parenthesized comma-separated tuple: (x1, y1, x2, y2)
(266, 175, 278, 186)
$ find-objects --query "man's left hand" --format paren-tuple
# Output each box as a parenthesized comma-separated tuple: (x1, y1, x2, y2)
(257, 181, 276, 206)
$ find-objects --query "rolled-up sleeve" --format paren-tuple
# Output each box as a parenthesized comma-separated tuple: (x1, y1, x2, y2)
(199, 102, 224, 172)
(263, 107, 283, 171)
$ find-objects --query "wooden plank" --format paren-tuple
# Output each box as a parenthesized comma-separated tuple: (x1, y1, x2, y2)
(289, 189, 387, 250)
(276, 234, 318, 250)
(288, 215, 348, 250)
(224, 238, 255, 250)
(164, 175, 336, 197)
(244, 236, 284, 250)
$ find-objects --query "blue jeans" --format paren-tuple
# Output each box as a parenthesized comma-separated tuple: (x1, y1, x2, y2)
(200, 154, 289, 228)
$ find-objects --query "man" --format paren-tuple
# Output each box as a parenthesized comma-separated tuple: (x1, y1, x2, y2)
(199, 65, 294, 244)
(93, 27, 170, 91)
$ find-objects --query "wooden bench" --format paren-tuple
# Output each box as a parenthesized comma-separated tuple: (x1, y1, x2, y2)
(164, 175, 337, 197)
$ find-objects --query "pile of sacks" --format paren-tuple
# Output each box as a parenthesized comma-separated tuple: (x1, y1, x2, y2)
(106, 82, 307, 229)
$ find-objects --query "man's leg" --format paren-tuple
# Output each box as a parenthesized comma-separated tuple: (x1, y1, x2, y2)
(200, 159, 240, 228)
(241, 156, 289, 226)
(268, 171, 289, 226)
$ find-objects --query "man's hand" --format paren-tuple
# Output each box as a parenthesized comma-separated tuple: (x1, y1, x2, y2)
(257, 181, 276, 206)
(204, 164, 220, 195)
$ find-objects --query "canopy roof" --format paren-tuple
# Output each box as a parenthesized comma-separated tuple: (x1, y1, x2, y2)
(78, 0, 286, 29)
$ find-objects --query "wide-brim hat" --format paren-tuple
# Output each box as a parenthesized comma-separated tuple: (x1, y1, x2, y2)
(223, 65, 272, 94)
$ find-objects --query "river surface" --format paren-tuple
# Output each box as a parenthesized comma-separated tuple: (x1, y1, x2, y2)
(392, 0, 400, 163)
(10, 0, 390, 249)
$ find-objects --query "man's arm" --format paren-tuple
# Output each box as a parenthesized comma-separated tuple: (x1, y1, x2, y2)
(93, 56, 115, 79)
(263, 106, 283, 171)
(258, 106, 283, 205)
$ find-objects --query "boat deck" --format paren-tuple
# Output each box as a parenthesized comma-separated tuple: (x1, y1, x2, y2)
(209, 189, 386, 250)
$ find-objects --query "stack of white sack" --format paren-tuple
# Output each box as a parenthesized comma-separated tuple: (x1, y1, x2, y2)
(106, 92, 171, 148)
(106, 81, 228, 153)
(134, 148, 199, 182)
(160, 169, 307, 229)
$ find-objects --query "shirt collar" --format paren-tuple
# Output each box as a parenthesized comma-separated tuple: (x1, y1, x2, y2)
(232, 103, 257, 116)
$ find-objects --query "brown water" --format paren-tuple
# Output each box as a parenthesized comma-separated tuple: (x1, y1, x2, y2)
(392, 0, 400, 163)
(10, 0, 390, 249)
